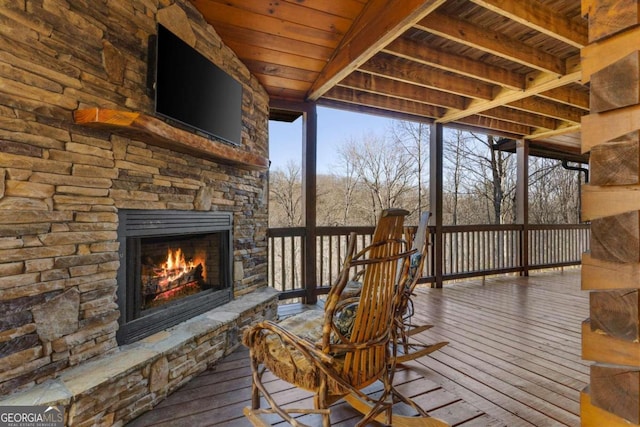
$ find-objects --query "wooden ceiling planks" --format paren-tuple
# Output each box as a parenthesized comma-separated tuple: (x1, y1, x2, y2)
(189, 0, 588, 150)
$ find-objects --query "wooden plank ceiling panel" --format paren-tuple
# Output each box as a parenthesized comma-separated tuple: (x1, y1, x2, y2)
(190, 0, 589, 154)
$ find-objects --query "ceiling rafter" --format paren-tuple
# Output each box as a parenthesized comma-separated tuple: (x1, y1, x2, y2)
(479, 106, 558, 130)
(361, 54, 495, 100)
(307, 0, 447, 101)
(456, 115, 532, 136)
(468, 0, 588, 48)
(338, 71, 468, 110)
(323, 86, 445, 118)
(416, 11, 566, 75)
(537, 87, 590, 110)
(526, 122, 582, 140)
(382, 37, 525, 90)
(437, 64, 582, 124)
(507, 96, 585, 123)
(318, 98, 436, 124)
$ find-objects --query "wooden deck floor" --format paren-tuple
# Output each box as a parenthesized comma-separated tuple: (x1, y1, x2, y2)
(128, 268, 589, 427)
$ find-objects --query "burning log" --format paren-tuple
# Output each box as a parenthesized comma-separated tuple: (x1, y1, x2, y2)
(142, 263, 204, 297)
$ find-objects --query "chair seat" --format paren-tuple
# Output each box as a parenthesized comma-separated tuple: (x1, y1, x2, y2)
(248, 310, 347, 395)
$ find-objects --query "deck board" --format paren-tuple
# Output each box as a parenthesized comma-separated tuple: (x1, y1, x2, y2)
(128, 268, 588, 427)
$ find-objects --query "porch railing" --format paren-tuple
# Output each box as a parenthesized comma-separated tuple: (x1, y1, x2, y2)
(267, 223, 590, 300)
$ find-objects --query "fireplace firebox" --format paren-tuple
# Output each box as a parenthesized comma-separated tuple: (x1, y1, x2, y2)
(116, 210, 233, 344)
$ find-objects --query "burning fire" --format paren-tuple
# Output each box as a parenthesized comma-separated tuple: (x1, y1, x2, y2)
(163, 248, 194, 279)
(140, 246, 208, 309)
(151, 281, 200, 304)
(151, 248, 206, 293)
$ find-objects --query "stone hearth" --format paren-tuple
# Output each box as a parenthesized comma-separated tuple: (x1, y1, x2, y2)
(0, 288, 277, 425)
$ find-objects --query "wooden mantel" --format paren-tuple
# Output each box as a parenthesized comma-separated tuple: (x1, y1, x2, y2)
(73, 108, 269, 170)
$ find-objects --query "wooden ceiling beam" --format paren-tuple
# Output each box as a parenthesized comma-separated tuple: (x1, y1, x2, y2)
(323, 86, 444, 119)
(456, 115, 531, 136)
(436, 62, 582, 123)
(416, 11, 566, 75)
(361, 53, 495, 100)
(318, 98, 435, 124)
(537, 86, 590, 110)
(480, 106, 558, 130)
(507, 96, 585, 123)
(469, 0, 588, 48)
(383, 37, 525, 90)
(526, 122, 581, 140)
(324, 86, 531, 137)
(306, 0, 447, 101)
(339, 71, 468, 110)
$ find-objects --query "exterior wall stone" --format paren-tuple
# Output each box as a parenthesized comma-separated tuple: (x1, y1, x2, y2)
(0, 0, 271, 420)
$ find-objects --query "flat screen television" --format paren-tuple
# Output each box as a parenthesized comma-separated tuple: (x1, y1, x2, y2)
(148, 24, 242, 146)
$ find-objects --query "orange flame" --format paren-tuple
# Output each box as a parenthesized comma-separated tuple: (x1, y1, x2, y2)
(157, 248, 207, 288)
(163, 248, 192, 275)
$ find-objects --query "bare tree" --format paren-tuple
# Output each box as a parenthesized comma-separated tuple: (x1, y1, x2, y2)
(442, 132, 516, 224)
(390, 120, 430, 217)
(338, 132, 415, 223)
(269, 160, 302, 227)
(443, 129, 466, 225)
(329, 136, 362, 225)
(528, 158, 582, 224)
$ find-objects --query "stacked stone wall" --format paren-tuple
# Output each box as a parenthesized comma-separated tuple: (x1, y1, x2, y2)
(0, 0, 270, 402)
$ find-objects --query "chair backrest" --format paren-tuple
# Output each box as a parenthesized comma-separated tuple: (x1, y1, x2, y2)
(324, 209, 411, 388)
(391, 211, 430, 324)
(404, 211, 431, 291)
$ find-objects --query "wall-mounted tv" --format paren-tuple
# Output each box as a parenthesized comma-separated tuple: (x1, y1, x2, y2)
(149, 24, 242, 146)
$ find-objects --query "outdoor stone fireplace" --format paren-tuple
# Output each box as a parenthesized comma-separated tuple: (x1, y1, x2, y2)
(0, 1, 278, 426)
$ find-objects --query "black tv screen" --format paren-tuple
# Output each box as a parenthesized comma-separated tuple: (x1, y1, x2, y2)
(151, 24, 242, 146)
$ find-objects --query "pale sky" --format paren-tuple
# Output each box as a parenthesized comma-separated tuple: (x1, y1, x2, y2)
(268, 106, 396, 175)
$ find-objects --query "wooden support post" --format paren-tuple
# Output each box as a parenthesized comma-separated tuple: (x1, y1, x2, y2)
(302, 103, 318, 304)
(516, 139, 529, 276)
(269, 99, 318, 304)
(430, 123, 444, 288)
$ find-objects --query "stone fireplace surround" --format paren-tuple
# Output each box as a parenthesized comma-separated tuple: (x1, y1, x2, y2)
(116, 209, 235, 344)
(0, 1, 278, 425)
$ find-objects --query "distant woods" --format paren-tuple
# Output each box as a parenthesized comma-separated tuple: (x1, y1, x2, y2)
(268, 122, 585, 227)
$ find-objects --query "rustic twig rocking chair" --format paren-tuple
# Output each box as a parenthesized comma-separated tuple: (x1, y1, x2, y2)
(242, 209, 448, 426)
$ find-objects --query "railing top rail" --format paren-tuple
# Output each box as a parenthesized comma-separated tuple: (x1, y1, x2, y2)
(267, 227, 306, 237)
(440, 224, 523, 232)
(270, 223, 590, 237)
(528, 224, 590, 230)
(315, 226, 375, 236)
